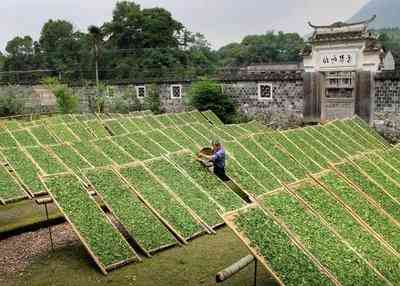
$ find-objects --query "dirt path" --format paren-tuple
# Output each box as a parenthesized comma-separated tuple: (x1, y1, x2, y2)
(0, 223, 77, 275)
(1, 223, 275, 286)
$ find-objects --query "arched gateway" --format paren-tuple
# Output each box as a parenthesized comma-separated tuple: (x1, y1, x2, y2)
(302, 15, 394, 124)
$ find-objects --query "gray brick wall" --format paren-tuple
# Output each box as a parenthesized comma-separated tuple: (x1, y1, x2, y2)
(157, 83, 190, 113)
(375, 79, 400, 113)
(222, 80, 304, 118)
(3, 76, 400, 126)
(0, 80, 304, 117)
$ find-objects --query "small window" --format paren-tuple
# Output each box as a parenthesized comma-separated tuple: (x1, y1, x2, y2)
(136, 86, 146, 98)
(258, 83, 273, 100)
(171, 85, 182, 99)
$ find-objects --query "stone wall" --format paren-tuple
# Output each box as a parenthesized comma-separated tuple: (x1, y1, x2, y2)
(324, 100, 355, 121)
(0, 86, 36, 114)
(374, 79, 400, 113)
(71, 86, 94, 113)
(372, 76, 400, 142)
(222, 80, 304, 120)
(70, 84, 191, 114)
(3, 72, 400, 134)
(0, 75, 312, 126)
(157, 83, 190, 113)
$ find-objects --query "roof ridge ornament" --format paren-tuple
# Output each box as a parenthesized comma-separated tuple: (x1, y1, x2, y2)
(308, 15, 376, 29)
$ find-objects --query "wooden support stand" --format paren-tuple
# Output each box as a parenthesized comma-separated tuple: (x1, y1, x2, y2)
(43, 202, 54, 252)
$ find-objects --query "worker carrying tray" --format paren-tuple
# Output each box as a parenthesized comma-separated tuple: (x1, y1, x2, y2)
(196, 138, 230, 182)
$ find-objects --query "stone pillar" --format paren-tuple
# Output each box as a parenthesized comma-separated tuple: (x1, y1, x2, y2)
(355, 71, 373, 124)
(303, 72, 322, 123)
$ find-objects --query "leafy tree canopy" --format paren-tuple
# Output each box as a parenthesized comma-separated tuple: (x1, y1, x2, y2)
(217, 31, 305, 67)
(39, 20, 74, 52)
(375, 28, 400, 54)
(0, 1, 306, 84)
(188, 78, 236, 123)
(3, 36, 37, 72)
(5, 36, 34, 57)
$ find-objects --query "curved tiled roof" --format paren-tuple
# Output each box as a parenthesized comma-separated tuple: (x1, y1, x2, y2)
(308, 15, 376, 29)
(309, 15, 377, 44)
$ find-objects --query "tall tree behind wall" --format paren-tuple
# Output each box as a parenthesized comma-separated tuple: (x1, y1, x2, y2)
(217, 31, 306, 66)
(1, 1, 306, 83)
(39, 20, 93, 76)
(376, 28, 400, 55)
(3, 36, 35, 70)
(101, 1, 191, 79)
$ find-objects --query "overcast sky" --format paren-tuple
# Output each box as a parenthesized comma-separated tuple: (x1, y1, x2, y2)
(1, 0, 369, 52)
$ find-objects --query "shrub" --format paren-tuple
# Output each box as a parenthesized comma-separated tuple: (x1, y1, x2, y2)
(42, 77, 78, 114)
(95, 83, 107, 113)
(187, 78, 236, 124)
(0, 86, 26, 116)
(144, 84, 161, 114)
(109, 96, 130, 113)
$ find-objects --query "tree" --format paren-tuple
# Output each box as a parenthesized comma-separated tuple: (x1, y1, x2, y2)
(104, 2, 185, 50)
(1, 1, 214, 83)
(376, 28, 400, 53)
(102, 1, 190, 79)
(188, 78, 236, 123)
(217, 31, 305, 66)
(39, 20, 74, 53)
(217, 43, 245, 66)
(141, 8, 184, 48)
(2, 8, 209, 84)
(5, 36, 34, 57)
(187, 33, 218, 75)
(3, 36, 36, 78)
(88, 25, 104, 87)
(103, 1, 143, 50)
(39, 19, 89, 71)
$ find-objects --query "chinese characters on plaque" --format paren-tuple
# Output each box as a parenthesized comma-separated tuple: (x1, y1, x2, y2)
(320, 52, 356, 68)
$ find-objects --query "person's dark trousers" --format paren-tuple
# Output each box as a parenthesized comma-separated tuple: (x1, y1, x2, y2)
(213, 166, 230, 182)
